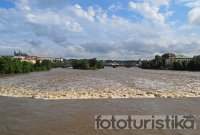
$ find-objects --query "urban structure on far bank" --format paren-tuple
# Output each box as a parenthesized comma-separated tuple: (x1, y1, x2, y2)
(1, 50, 193, 68)
(12, 50, 64, 64)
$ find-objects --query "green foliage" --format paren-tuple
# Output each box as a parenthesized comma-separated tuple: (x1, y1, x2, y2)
(172, 61, 188, 71)
(14, 59, 23, 73)
(22, 61, 31, 73)
(52, 61, 66, 68)
(72, 58, 104, 70)
(173, 61, 183, 70)
(140, 54, 200, 71)
(0, 57, 52, 75)
(188, 56, 200, 71)
(141, 55, 164, 69)
(162, 53, 176, 60)
(41, 60, 52, 70)
(0, 57, 10, 74)
(141, 60, 151, 69)
(72, 59, 90, 70)
(88, 58, 97, 67)
(96, 61, 104, 69)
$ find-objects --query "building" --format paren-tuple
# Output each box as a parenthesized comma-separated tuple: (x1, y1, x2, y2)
(14, 50, 28, 56)
(54, 57, 64, 62)
(13, 50, 64, 63)
(37, 57, 55, 62)
(13, 50, 27, 61)
(24, 56, 37, 64)
(165, 55, 192, 66)
(13, 50, 37, 63)
(104, 60, 138, 67)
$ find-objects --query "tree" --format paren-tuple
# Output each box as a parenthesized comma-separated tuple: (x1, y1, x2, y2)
(0, 57, 52, 75)
(173, 61, 182, 70)
(188, 55, 200, 71)
(14, 59, 22, 73)
(150, 55, 163, 69)
(89, 58, 97, 67)
(141, 60, 151, 69)
(80, 60, 90, 69)
(162, 53, 176, 60)
(0, 57, 8, 74)
(22, 61, 31, 73)
(72, 58, 104, 70)
(181, 61, 188, 70)
(41, 60, 52, 70)
(96, 61, 104, 69)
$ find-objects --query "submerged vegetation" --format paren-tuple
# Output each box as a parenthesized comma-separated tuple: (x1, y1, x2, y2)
(140, 53, 200, 71)
(72, 58, 104, 70)
(0, 57, 52, 74)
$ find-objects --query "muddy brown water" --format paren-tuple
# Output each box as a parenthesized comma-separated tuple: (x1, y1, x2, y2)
(0, 96, 200, 135)
(1, 67, 200, 99)
(0, 67, 200, 134)
(1, 67, 200, 93)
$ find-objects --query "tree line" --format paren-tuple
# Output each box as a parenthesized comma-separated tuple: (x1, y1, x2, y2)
(140, 53, 200, 71)
(0, 57, 52, 74)
(72, 58, 104, 70)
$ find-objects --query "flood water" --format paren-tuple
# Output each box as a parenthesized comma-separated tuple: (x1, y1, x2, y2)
(0, 96, 200, 135)
(1, 66, 200, 92)
(0, 67, 200, 98)
(0, 67, 200, 135)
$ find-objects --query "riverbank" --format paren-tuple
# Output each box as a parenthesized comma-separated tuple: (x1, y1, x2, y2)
(0, 96, 199, 135)
(0, 67, 200, 99)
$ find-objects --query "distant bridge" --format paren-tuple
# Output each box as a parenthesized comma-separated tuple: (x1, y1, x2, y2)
(104, 60, 139, 68)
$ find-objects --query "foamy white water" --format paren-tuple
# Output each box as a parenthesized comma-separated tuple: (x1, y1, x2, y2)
(0, 67, 200, 99)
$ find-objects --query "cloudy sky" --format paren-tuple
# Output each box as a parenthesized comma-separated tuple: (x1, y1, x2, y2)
(0, 0, 200, 59)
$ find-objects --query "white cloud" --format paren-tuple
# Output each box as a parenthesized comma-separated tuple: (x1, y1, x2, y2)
(188, 7, 200, 26)
(178, 0, 200, 8)
(0, 0, 200, 59)
(15, 0, 31, 11)
(144, 0, 170, 7)
(129, 1, 165, 24)
(26, 12, 83, 32)
(73, 4, 95, 22)
(177, 0, 200, 27)
(108, 2, 123, 11)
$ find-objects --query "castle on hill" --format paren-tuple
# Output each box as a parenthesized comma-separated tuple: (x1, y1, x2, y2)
(14, 50, 28, 57)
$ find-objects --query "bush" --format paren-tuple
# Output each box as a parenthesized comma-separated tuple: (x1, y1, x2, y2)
(188, 56, 200, 71)
(140, 54, 197, 71)
(173, 61, 183, 70)
(141, 60, 151, 69)
(96, 61, 104, 69)
(89, 58, 97, 67)
(22, 61, 31, 73)
(53, 61, 65, 68)
(14, 59, 22, 73)
(41, 60, 52, 70)
(72, 58, 104, 70)
(0, 57, 9, 74)
(0, 57, 52, 75)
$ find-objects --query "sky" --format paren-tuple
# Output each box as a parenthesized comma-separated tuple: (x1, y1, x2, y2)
(0, 0, 200, 60)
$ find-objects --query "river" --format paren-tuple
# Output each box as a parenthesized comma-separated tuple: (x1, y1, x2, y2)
(0, 67, 200, 134)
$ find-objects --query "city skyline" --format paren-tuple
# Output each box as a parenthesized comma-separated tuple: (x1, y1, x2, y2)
(0, 0, 200, 59)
